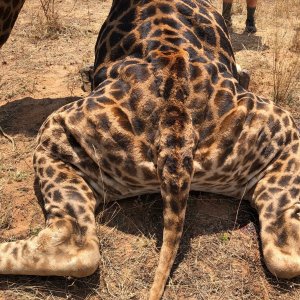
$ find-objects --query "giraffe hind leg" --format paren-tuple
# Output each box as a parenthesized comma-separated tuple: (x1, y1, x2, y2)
(252, 140, 300, 278)
(0, 146, 100, 277)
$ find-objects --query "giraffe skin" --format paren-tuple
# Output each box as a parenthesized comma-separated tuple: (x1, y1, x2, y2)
(0, 0, 25, 47)
(0, 1, 300, 299)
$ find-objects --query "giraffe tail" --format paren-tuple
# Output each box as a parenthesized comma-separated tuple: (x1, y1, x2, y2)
(149, 99, 197, 300)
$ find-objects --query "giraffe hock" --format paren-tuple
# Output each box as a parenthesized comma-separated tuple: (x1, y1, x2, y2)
(0, 217, 100, 277)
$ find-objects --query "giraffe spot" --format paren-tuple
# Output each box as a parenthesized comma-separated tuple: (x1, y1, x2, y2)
(158, 3, 174, 14)
(53, 190, 63, 203)
(155, 17, 181, 30)
(132, 43, 144, 58)
(290, 188, 300, 198)
(120, 8, 136, 23)
(283, 116, 290, 127)
(107, 153, 123, 164)
(84, 215, 92, 223)
(261, 144, 275, 158)
(276, 229, 288, 247)
(164, 218, 175, 230)
(111, 45, 126, 61)
(257, 131, 268, 148)
(204, 26, 217, 47)
(166, 135, 185, 148)
(112, 132, 132, 151)
(163, 77, 174, 100)
(46, 166, 55, 178)
(182, 0, 197, 8)
(96, 96, 115, 104)
(138, 21, 152, 39)
(186, 46, 198, 60)
(124, 158, 137, 176)
(269, 187, 283, 194)
(202, 159, 212, 170)
(169, 180, 179, 195)
(126, 64, 150, 82)
(293, 176, 300, 185)
(159, 45, 178, 52)
(54, 172, 68, 183)
(216, 26, 233, 55)
(99, 113, 111, 131)
(176, 3, 193, 16)
(64, 203, 77, 218)
(268, 176, 277, 184)
(140, 142, 154, 162)
(128, 88, 143, 111)
(85, 98, 101, 112)
(38, 157, 46, 165)
(147, 39, 161, 51)
(66, 191, 86, 203)
(183, 156, 193, 174)
(214, 90, 234, 117)
(181, 180, 189, 191)
(11, 247, 18, 260)
(142, 167, 157, 180)
(163, 29, 177, 36)
(69, 111, 84, 125)
(267, 116, 281, 138)
(199, 124, 216, 141)
(51, 144, 59, 155)
(249, 159, 264, 174)
(183, 30, 201, 48)
(132, 117, 145, 135)
(166, 37, 185, 46)
(38, 168, 44, 177)
(218, 138, 234, 166)
(112, 107, 134, 133)
(21, 243, 28, 256)
(165, 156, 178, 174)
(117, 22, 136, 32)
(109, 31, 123, 48)
(279, 193, 289, 207)
(141, 5, 156, 20)
(45, 183, 54, 193)
(78, 206, 86, 214)
(278, 176, 292, 187)
(122, 32, 136, 51)
(151, 29, 162, 37)
(292, 143, 299, 154)
(190, 64, 201, 81)
(170, 199, 180, 213)
(201, 136, 215, 148)
(272, 161, 283, 172)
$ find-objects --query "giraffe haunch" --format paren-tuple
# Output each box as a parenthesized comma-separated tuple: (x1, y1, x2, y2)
(0, 1, 300, 300)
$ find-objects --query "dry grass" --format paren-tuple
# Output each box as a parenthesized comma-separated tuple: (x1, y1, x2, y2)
(271, 0, 300, 105)
(0, 0, 300, 299)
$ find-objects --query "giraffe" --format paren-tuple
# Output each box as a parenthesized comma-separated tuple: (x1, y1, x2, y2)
(0, 0, 25, 47)
(0, 1, 299, 300)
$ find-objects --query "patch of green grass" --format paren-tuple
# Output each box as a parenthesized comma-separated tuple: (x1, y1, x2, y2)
(220, 232, 231, 243)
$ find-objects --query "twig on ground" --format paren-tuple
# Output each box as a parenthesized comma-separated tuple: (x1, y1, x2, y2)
(0, 126, 15, 151)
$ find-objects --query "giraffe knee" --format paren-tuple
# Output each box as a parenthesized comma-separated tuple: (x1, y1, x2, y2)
(264, 247, 300, 279)
(42, 218, 100, 277)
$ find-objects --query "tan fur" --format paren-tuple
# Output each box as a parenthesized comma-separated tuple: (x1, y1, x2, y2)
(0, 1, 299, 299)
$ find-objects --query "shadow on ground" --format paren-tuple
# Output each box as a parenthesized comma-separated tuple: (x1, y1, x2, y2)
(0, 96, 80, 136)
(230, 31, 269, 52)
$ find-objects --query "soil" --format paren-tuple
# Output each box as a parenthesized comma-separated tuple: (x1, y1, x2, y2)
(0, 0, 299, 299)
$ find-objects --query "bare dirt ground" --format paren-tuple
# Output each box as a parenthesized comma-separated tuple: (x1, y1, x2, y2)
(0, 0, 299, 299)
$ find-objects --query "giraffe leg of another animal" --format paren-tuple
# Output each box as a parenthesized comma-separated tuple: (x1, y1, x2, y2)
(0, 146, 100, 277)
(251, 140, 300, 278)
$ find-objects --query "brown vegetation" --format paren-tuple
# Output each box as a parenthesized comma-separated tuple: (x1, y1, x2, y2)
(0, 0, 299, 299)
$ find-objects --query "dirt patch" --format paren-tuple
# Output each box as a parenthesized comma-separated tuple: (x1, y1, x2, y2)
(0, 0, 299, 299)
